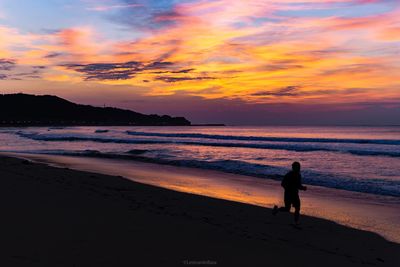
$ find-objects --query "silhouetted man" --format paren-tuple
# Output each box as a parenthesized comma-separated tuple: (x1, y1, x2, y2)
(272, 161, 307, 224)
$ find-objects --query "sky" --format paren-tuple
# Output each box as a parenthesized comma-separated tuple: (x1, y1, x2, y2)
(0, 0, 399, 125)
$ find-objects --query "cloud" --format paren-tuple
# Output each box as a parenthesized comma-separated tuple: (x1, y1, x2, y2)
(87, 4, 143, 12)
(44, 52, 63, 58)
(155, 76, 216, 83)
(107, 0, 185, 30)
(62, 60, 178, 81)
(0, 64, 44, 80)
(379, 26, 400, 40)
(321, 63, 381, 76)
(252, 86, 301, 96)
(145, 61, 174, 69)
(33, 66, 47, 69)
(46, 27, 108, 63)
(171, 68, 195, 73)
(260, 64, 304, 71)
(1, 0, 399, 114)
(151, 68, 195, 74)
(63, 61, 141, 80)
(153, 10, 184, 23)
(0, 59, 16, 71)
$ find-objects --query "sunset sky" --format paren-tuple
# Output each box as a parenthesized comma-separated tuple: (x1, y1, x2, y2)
(0, 0, 399, 125)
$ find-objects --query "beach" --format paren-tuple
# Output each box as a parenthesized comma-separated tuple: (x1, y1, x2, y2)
(0, 155, 399, 266)
(3, 0, 400, 265)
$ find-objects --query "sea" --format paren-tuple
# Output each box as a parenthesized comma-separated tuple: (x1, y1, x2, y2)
(1, 125, 399, 197)
(0, 126, 399, 241)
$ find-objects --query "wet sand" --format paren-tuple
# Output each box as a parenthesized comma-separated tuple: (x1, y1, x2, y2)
(0, 155, 399, 266)
(7, 152, 400, 244)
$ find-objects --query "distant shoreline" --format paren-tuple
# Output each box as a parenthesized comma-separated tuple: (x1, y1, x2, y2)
(0, 124, 226, 127)
(3, 124, 400, 127)
(0, 123, 227, 128)
(181, 124, 225, 126)
(0, 93, 191, 126)
(0, 123, 198, 127)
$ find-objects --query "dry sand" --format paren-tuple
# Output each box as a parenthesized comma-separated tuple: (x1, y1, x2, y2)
(0, 155, 398, 266)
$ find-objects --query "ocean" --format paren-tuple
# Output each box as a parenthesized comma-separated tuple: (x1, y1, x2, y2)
(1, 125, 399, 197)
(1, 125, 400, 242)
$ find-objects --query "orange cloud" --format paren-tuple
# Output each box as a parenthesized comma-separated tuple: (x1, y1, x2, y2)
(379, 27, 400, 40)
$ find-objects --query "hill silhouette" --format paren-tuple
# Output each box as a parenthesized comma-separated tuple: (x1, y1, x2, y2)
(0, 93, 191, 126)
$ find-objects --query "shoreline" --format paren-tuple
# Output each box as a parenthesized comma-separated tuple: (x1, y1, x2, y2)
(4, 152, 400, 244)
(0, 154, 399, 266)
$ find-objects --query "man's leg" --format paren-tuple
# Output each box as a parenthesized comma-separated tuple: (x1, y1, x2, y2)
(294, 207, 300, 223)
(272, 192, 291, 215)
(278, 206, 290, 212)
(293, 195, 301, 223)
(279, 192, 291, 212)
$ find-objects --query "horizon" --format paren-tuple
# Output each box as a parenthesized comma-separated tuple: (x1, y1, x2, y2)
(0, 0, 399, 125)
(3, 92, 400, 127)
(0, 92, 400, 127)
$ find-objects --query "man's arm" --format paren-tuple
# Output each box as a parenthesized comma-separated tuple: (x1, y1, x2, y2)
(281, 174, 288, 189)
(299, 185, 307, 191)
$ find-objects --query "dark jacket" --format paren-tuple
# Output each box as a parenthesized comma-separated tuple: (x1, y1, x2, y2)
(281, 171, 306, 194)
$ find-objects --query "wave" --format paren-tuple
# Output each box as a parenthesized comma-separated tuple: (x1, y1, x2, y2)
(16, 131, 400, 158)
(126, 130, 400, 146)
(95, 129, 109, 133)
(48, 127, 66, 130)
(16, 132, 170, 144)
(8, 149, 400, 197)
(127, 149, 148, 155)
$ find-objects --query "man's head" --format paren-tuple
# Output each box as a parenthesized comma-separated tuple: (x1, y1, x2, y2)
(292, 161, 301, 173)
